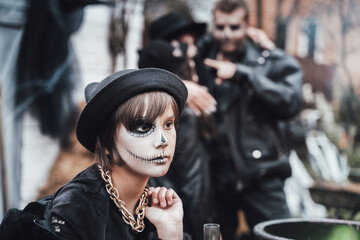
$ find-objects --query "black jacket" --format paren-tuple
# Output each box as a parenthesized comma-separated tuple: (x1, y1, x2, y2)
(50, 164, 186, 240)
(0, 196, 57, 240)
(196, 35, 303, 192)
(0, 164, 191, 240)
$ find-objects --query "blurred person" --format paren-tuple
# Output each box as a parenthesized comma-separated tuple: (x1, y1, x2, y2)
(16, 0, 112, 139)
(145, 13, 220, 239)
(0, 68, 191, 240)
(138, 40, 215, 240)
(194, 0, 303, 239)
(148, 11, 216, 116)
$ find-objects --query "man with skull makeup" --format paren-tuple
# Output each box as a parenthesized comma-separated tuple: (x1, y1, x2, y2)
(48, 68, 189, 240)
(194, 0, 303, 239)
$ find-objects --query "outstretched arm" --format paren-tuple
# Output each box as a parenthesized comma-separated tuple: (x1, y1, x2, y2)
(204, 54, 303, 119)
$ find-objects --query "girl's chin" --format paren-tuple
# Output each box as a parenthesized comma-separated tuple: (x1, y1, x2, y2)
(126, 158, 172, 177)
(150, 173, 167, 178)
(148, 166, 171, 177)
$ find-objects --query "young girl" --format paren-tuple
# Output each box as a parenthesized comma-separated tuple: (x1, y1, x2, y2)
(49, 68, 189, 239)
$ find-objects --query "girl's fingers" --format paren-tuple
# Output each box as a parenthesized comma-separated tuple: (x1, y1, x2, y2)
(165, 188, 175, 205)
(158, 187, 167, 208)
(149, 187, 161, 204)
(148, 187, 179, 207)
(148, 187, 155, 195)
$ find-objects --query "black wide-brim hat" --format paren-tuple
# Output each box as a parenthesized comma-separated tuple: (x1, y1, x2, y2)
(149, 12, 207, 41)
(138, 39, 187, 73)
(76, 68, 188, 153)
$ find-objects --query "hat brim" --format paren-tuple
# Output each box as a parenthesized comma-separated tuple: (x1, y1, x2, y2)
(76, 68, 188, 153)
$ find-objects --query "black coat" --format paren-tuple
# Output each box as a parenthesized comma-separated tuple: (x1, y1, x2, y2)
(0, 164, 191, 240)
(50, 164, 163, 240)
(0, 196, 57, 240)
(195, 35, 303, 192)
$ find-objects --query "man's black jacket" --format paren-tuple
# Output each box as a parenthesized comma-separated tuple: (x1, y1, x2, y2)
(195, 35, 303, 191)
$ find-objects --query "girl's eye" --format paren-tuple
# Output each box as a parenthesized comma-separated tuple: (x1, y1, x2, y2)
(164, 120, 173, 129)
(135, 123, 154, 133)
(128, 119, 156, 138)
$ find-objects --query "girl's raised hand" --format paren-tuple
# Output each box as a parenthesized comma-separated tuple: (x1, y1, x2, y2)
(146, 187, 184, 240)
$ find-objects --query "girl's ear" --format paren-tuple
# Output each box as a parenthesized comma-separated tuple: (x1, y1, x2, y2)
(103, 145, 111, 158)
(105, 149, 110, 155)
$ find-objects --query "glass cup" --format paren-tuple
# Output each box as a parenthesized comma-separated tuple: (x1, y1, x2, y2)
(203, 223, 220, 240)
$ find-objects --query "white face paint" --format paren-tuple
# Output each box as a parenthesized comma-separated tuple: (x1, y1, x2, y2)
(213, 8, 248, 54)
(115, 105, 176, 177)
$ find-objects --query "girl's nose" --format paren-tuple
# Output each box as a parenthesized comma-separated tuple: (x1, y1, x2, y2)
(161, 134, 167, 144)
(155, 132, 168, 148)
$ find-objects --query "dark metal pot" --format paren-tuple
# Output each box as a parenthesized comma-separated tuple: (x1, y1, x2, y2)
(254, 218, 360, 240)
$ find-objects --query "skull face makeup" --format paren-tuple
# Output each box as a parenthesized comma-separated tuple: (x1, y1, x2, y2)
(115, 104, 176, 177)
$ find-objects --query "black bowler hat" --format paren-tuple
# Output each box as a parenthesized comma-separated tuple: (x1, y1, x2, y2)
(138, 39, 187, 73)
(76, 68, 188, 153)
(149, 12, 207, 41)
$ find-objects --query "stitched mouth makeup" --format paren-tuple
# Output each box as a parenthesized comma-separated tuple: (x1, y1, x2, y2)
(126, 148, 169, 164)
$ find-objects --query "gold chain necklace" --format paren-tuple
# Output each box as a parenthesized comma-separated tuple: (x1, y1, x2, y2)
(98, 165, 148, 232)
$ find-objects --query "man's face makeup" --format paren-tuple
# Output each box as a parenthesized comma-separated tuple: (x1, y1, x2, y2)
(115, 105, 176, 177)
(213, 7, 248, 54)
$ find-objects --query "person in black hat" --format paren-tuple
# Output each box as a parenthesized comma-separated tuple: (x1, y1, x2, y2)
(138, 40, 188, 75)
(149, 12, 207, 43)
(148, 11, 217, 116)
(138, 40, 215, 240)
(48, 68, 190, 239)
